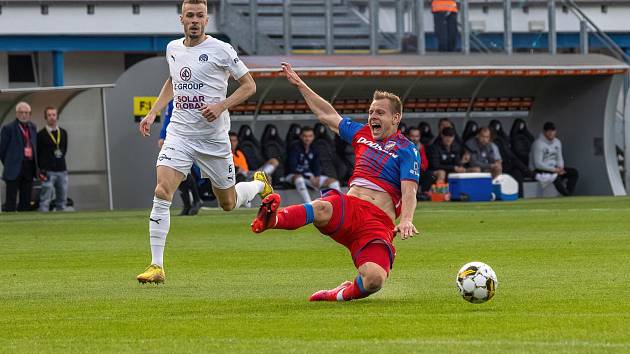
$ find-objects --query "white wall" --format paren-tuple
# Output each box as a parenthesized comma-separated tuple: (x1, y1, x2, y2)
(63, 52, 125, 86)
(0, 53, 7, 88)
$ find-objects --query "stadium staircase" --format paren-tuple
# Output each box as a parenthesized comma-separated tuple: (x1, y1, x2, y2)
(219, 0, 399, 54)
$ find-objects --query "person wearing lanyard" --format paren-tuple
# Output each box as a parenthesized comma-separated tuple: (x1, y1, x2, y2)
(37, 107, 69, 211)
(0, 101, 38, 212)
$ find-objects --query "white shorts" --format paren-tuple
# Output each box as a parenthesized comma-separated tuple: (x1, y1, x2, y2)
(156, 134, 236, 190)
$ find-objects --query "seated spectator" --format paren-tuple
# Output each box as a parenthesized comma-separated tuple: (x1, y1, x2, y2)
(286, 126, 340, 203)
(229, 131, 250, 183)
(510, 118, 535, 167)
(230, 131, 279, 181)
(529, 122, 579, 196)
(427, 127, 469, 184)
(489, 119, 532, 197)
(465, 127, 502, 178)
(406, 127, 430, 196)
(435, 117, 462, 145)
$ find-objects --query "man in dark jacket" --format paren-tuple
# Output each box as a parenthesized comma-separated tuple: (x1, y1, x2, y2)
(0, 102, 38, 211)
(37, 107, 69, 211)
(427, 127, 467, 184)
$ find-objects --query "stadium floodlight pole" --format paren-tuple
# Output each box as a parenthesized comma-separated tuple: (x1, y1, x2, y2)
(370, 0, 379, 55)
(395, 0, 405, 52)
(250, 0, 258, 54)
(415, 0, 425, 54)
(284, 0, 292, 55)
(461, 0, 470, 54)
(548, 0, 557, 54)
(579, 20, 589, 54)
(325, 0, 333, 55)
(503, 0, 512, 54)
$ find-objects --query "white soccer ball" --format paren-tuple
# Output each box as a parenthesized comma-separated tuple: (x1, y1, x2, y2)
(456, 261, 498, 304)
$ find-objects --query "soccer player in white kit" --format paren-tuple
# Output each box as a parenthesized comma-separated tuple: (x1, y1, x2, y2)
(136, 0, 272, 283)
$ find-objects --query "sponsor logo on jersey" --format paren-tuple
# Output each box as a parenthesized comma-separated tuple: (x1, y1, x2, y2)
(180, 67, 192, 81)
(384, 141, 396, 151)
(233, 57, 240, 64)
(357, 137, 399, 158)
(170, 55, 176, 62)
(173, 82, 205, 90)
(199, 54, 208, 62)
(174, 95, 206, 110)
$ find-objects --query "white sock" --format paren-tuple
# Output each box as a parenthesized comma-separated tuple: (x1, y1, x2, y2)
(261, 163, 276, 176)
(295, 176, 312, 203)
(328, 180, 341, 191)
(235, 180, 264, 208)
(149, 197, 171, 267)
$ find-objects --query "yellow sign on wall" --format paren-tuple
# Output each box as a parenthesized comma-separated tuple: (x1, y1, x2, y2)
(133, 97, 161, 122)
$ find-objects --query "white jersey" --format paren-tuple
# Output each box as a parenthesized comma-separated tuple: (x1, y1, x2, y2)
(165, 36, 249, 143)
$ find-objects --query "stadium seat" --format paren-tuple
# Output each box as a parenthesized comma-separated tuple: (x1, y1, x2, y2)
(335, 135, 354, 185)
(260, 124, 286, 182)
(490, 119, 532, 196)
(509, 118, 535, 167)
(399, 122, 408, 135)
(462, 120, 479, 144)
(418, 122, 434, 146)
(313, 123, 339, 180)
(237, 125, 264, 170)
(285, 123, 302, 157)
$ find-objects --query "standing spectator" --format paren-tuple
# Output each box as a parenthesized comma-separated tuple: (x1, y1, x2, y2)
(37, 107, 69, 211)
(287, 126, 340, 203)
(530, 122, 579, 196)
(432, 0, 458, 52)
(428, 126, 468, 184)
(406, 127, 431, 197)
(0, 102, 38, 212)
(465, 127, 502, 178)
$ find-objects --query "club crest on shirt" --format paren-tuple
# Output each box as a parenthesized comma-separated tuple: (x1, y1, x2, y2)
(180, 67, 192, 81)
(384, 141, 397, 151)
(199, 54, 208, 62)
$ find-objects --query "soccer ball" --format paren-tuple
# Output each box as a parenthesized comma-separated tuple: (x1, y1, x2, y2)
(456, 262, 498, 304)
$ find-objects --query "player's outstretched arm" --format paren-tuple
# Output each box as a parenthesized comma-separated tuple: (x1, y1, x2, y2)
(282, 62, 342, 135)
(139, 77, 174, 137)
(394, 180, 420, 240)
(201, 73, 256, 122)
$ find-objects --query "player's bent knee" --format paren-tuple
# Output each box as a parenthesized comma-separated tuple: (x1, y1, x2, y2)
(154, 184, 172, 201)
(311, 200, 333, 223)
(361, 263, 388, 292)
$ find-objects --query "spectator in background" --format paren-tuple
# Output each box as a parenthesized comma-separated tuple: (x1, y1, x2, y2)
(0, 102, 38, 212)
(229, 131, 249, 183)
(427, 127, 468, 184)
(530, 122, 579, 196)
(287, 126, 340, 203)
(435, 117, 462, 144)
(406, 127, 430, 196)
(37, 107, 69, 211)
(431, 0, 458, 52)
(159, 100, 202, 216)
(466, 127, 503, 179)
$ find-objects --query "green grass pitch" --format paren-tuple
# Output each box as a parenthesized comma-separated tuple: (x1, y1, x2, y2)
(1, 196, 630, 353)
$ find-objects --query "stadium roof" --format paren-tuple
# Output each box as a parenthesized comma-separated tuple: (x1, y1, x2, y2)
(242, 54, 629, 78)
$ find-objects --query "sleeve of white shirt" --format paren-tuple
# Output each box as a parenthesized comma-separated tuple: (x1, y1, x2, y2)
(221, 43, 249, 80)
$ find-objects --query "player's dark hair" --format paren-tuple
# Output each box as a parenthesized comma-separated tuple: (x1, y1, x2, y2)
(372, 90, 402, 116)
(300, 126, 314, 134)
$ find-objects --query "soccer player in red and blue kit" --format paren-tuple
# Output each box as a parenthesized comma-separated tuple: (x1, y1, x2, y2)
(251, 62, 421, 302)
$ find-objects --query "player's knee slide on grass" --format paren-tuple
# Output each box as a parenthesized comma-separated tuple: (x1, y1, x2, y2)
(219, 200, 236, 211)
(361, 271, 386, 293)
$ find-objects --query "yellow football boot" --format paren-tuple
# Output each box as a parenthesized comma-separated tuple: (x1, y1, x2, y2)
(253, 171, 274, 199)
(136, 264, 165, 284)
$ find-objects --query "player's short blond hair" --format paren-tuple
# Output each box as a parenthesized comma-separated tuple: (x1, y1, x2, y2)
(373, 90, 402, 116)
(182, 0, 207, 13)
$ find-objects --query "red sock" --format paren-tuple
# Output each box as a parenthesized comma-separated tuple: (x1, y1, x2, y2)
(275, 204, 311, 230)
(341, 276, 372, 301)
